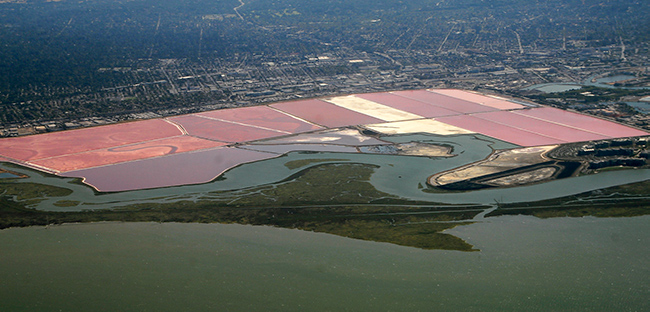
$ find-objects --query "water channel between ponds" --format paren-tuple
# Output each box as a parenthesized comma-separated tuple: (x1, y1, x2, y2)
(525, 74, 649, 93)
(2, 133, 650, 211)
(0, 172, 20, 178)
(626, 101, 650, 114)
(0, 215, 647, 311)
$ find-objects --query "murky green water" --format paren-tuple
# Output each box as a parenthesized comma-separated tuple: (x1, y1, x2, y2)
(525, 74, 649, 93)
(0, 172, 19, 178)
(0, 216, 647, 311)
(627, 101, 650, 114)
(594, 75, 636, 84)
(525, 83, 583, 93)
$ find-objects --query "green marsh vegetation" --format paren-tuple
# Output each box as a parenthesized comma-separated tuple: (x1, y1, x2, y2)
(528, 86, 650, 105)
(0, 163, 482, 251)
(489, 180, 650, 218)
(0, 180, 73, 207)
(1, 162, 648, 250)
(283, 158, 349, 170)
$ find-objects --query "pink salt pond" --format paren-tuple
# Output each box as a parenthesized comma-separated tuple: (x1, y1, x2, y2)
(0, 89, 646, 192)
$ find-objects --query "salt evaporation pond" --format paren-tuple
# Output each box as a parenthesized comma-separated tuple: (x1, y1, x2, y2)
(2, 132, 650, 211)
